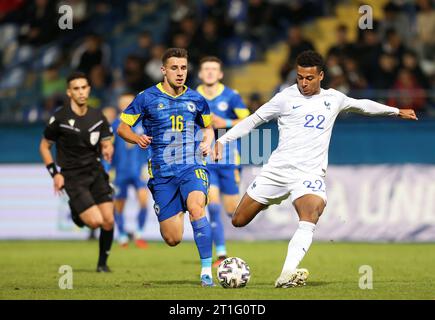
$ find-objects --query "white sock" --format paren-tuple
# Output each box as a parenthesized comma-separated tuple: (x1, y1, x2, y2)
(201, 267, 212, 278)
(281, 221, 316, 274)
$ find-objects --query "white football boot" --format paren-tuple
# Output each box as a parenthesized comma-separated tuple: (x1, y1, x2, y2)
(275, 268, 309, 288)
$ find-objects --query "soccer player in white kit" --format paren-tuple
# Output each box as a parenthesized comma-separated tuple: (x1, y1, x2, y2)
(212, 50, 417, 288)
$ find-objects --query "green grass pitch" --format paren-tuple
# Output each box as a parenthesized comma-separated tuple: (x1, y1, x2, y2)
(0, 240, 434, 300)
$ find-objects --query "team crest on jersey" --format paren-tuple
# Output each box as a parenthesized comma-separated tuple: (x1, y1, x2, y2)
(324, 101, 331, 110)
(90, 131, 100, 145)
(218, 101, 228, 111)
(186, 102, 196, 113)
(154, 203, 160, 215)
(68, 119, 75, 127)
(158, 103, 165, 109)
(49, 116, 55, 124)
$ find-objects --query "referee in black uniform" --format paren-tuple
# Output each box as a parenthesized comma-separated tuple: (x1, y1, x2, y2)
(40, 72, 115, 272)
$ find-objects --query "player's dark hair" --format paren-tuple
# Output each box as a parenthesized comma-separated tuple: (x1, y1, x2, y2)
(296, 50, 325, 73)
(199, 56, 223, 69)
(67, 71, 89, 86)
(162, 48, 188, 65)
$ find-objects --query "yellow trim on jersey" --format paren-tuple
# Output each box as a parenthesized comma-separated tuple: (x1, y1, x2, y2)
(234, 108, 250, 119)
(148, 159, 153, 179)
(196, 83, 225, 100)
(202, 114, 211, 127)
(157, 82, 187, 98)
(234, 149, 241, 166)
(120, 113, 140, 126)
(234, 169, 240, 184)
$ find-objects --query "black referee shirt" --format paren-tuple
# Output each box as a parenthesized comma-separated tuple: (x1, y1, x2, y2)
(44, 105, 113, 170)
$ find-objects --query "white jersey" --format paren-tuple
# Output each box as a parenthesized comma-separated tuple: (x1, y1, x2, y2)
(218, 84, 399, 177)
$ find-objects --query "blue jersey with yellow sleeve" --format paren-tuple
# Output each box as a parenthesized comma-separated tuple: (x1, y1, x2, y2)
(197, 83, 249, 167)
(120, 83, 211, 177)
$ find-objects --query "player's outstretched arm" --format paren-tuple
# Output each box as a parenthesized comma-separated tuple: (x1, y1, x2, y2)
(212, 113, 264, 161)
(117, 122, 152, 149)
(342, 96, 417, 120)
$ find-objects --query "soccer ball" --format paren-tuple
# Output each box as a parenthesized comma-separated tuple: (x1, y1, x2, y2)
(217, 257, 251, 288)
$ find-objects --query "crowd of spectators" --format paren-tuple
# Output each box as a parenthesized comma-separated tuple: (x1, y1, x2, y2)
(0, 0, 433, 122)
(277, 0, 434, 114)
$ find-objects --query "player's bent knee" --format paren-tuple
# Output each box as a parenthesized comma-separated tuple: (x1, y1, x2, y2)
(102, 219, 114, 230)
(86, 218, 103, 229)
(188, 205, 205, 221)
(163, 236, 182, 247)
(232, 215, 246, 228)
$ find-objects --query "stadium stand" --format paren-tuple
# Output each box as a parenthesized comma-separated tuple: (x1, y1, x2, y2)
(0, 0, 433, 122)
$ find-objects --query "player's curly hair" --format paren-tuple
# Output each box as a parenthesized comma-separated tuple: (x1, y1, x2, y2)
(296, 50, 324, 72)
(162, 48, 188, 65)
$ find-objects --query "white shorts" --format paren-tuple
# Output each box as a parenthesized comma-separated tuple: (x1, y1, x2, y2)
(246, 166, 327, 206)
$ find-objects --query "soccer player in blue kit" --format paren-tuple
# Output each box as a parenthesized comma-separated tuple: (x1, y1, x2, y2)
(117, 48, 216, 286)
(197, 56, 250, 267)
(111, 93, 151, 249)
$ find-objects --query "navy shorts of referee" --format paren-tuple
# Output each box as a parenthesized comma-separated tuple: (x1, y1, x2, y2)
(40, 71, 115, 273)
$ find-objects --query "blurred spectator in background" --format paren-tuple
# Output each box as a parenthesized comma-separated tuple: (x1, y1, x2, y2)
(195, 18, 222, 59)
(378, 1, 413, 46)
(275, 63, 297, 94)
(145, 45, 166, 84)
(373, 53, 399, 90)
(402, 50, 431, 90)
(355, 28, 382, 84)
(19, 0, 58, 47)
(198, 0, 229, 35)
(88, 64, 112, 109)
(327, 24, 356, 60)
(388, 68, 427, 112)
(285, 25, 315, 68)
(124, 54, 151, 94)
(381, 28, 406, 62)
(415, 0, 435, 61)
(324, 53, 349, 94)
(41, 66, 66, 117)
(169, 0, 196, 35)
(245, 0, 273, 55)
(342, 56, 368, 97)
(102, 105, 118, 124)
(246, 91, 264, 113)
(71, 34, 111, 75)
(133, 31, 153, 62)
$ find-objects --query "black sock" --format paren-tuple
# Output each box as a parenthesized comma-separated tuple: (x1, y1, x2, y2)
(98, 228, 113, 266)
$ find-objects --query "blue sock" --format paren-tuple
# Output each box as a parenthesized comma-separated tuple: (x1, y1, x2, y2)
(191, 216, 212, 267)
(208, 203, 226, 256)
(114, 211, 125, 236)
(137, 207, 147, 231)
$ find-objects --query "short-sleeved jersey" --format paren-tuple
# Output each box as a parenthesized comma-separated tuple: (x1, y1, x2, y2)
(197, 83, 249, 166)
(43, 105, 113, 170)
(120, 83, 211, 176)
(111, 118, 151, 177)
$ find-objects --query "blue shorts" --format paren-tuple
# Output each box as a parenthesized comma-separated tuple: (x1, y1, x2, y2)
(208, 165, 240, 195)
(147, 166, 209, 222)
(114, 174, 146, 199)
